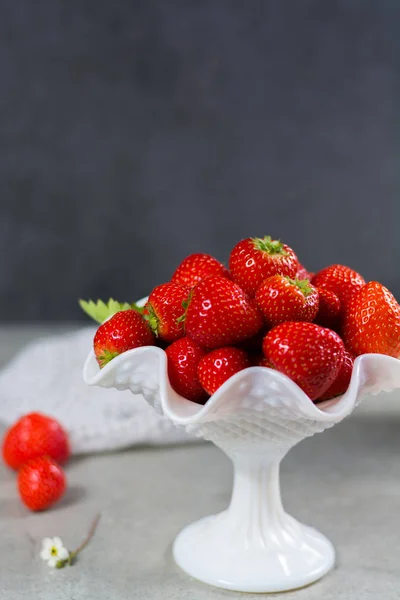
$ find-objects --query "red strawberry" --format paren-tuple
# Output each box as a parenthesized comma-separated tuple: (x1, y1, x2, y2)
(171, 253, 230, 288)
(197, 347, 250, 395)
(317, 350, 354, 402)
(296, 264, 314, 281)
(255, 276, 319, 327)
(314, 288, 341, 329)
(165, 337, 208, 403)
(263, 322, 345, 401)
(342, 281, 400, 358)
(145, 283, 190, 343)
(229, 236, 299, 298)
(311, 265, 365, 308)
(94, 309, 155, 368)
(2, 413, 70, 470)
(18, 456, 66, 511)
(185, 276, 263, 349)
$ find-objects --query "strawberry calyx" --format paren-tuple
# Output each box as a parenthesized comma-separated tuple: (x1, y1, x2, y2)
(96, 349, 120, 368)
(285, 277, 314, 297)
(143, 303, 160, 336)
(176, 290, 193, 325)
(79, 298, 144, 324)
(252, 236, 288, 256)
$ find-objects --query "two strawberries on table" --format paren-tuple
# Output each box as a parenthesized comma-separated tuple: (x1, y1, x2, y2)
(2, 412, 70, 512)
(87, 235, 400, 406)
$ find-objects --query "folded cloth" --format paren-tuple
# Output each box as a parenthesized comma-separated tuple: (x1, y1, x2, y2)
(0, 328, 195, 454)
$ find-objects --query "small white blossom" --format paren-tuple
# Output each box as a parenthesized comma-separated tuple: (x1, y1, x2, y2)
(40, 537, 69, 567)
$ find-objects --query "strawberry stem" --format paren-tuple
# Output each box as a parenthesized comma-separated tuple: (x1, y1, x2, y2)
(252, 236, 287, 256)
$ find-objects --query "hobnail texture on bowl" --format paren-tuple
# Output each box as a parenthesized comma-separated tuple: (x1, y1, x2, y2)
(84, 347, 400, 593)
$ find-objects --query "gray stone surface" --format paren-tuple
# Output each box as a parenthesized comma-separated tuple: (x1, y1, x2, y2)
(1, 327, 400, 599)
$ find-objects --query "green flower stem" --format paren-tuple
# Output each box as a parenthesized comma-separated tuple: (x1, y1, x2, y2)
(56, 513, 101, 568)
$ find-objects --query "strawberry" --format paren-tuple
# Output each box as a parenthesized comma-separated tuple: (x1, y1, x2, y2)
(2, 412, 70, 470)
(311, 265, 365, 308)
(197, 347, 251, 395)
(94, 309, 155, 368)
(165, 337, 208, 403)
(342, 281, 400, 358)
(317, 350, 354, 402)
(18, 456, 66, 511)
(296, 264, 314, 281)
(185, 276, 263, 349)
(255, 276, 319, 327)
(263, 322, 345, 401)
(144, 283, 190, 343)
(229, 236, 299, 298)
(314, 288, 341, 329)
(171, 253, 230, 288)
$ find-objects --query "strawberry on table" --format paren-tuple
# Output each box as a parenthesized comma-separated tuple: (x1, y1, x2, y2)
(263, 322, 345, 401)
(255, 275, 319, 327)
(184, 276, 263, 349)
(229, 236, 299, 298)
(171, 253, 230, 288)
(94, 309, 155, 368)
(316, 350, 354, 402)
(144, 282, 190, 343)
(2, 413, 70, 470)
(314, 288, 341, 329)
(165, 337, 208, 404)
(197, 347, 251, 395)
(18, 456, 66, 511)
(342, 281, 400, 358)
(311, 265, 365, 308)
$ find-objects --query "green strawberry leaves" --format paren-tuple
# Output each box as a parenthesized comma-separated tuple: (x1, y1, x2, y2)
(285, 277, 314, 297)
(176, 290, 192, 325)
(252, 236, 288, 256)
(143, 303, 160, 335)
(79, 298, 144, 324)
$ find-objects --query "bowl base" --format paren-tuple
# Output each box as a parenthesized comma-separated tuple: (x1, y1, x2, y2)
(173, 512, 335, 593)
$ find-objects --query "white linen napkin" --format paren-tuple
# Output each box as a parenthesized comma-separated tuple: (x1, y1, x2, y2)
(0, 328, 194, 454)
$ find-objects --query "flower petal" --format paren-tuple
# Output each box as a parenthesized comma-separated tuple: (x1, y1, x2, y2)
(57, 547, 69, 561)
(42, 538, 54, 550)
(52, 537, 64, 549)
(47, 557, 58, 568)
(40, 548, 51, 561)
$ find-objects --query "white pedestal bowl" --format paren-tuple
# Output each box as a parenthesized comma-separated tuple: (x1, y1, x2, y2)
(84, 348, 400, 593)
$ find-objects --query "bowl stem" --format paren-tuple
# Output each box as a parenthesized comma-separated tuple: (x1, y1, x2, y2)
(227, 451, 287, 545)
(173, 446, 335, 592)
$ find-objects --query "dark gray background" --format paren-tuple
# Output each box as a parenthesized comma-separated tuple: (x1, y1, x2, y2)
(0, 0, 398, 321)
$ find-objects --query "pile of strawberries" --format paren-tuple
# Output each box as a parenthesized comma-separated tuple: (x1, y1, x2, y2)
(2, 412, 70, 511)
(89, 235, 400, 404)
